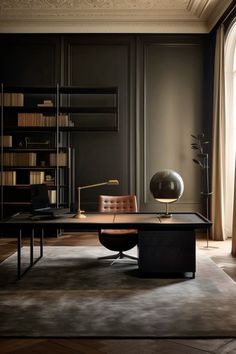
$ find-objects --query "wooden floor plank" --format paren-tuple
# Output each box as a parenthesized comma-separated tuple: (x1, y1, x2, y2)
(51, 339, 105, 352)
(0, 339, 45, 353)
(56, 340, 106, 354)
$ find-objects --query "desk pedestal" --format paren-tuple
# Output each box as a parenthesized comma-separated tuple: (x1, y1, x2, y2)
(138, 230, 195, 278)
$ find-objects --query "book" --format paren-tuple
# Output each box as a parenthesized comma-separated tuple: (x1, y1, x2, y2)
(48, 190, 57, 204)
(0, 135, 12, 147)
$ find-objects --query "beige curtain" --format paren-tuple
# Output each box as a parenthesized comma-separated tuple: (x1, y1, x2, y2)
(231, 164, 236, 256)
(211, 25, 226, 241)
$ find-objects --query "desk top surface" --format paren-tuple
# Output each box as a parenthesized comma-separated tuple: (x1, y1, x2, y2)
(1, 212, 211, 229)
(113, 213, 209, 224)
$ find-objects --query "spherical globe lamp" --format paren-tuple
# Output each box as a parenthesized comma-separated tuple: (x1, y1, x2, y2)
(150, 169, 184, 217)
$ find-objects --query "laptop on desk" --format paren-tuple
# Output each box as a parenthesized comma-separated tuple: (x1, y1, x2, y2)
(30, 184, 69, 219)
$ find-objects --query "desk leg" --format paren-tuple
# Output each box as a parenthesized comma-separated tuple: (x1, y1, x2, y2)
(17, 228, 44, 280)
(31, 228, 43, 267)
(40, 228, 44, 257)
(30, 229, 34, 266)
(17, 229, 22, 280)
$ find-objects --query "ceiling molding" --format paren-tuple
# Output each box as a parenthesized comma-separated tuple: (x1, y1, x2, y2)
(187, 0, 233, 31)
(0, 0, 233, 34)
(0, 19, 208, 34)
(206, 0, 233, 30)
(187, 0, 209, 17)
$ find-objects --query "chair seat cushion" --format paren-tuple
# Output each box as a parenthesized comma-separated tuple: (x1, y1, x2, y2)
(100, 229, 138, 235)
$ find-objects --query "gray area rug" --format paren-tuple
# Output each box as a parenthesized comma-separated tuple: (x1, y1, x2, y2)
(0, 246, 236, 338)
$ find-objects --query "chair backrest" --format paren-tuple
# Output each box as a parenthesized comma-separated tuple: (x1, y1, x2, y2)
(98, 195, 137, 213)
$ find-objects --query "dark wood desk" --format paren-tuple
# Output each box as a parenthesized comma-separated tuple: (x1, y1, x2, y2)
(1, 212, 211, 279)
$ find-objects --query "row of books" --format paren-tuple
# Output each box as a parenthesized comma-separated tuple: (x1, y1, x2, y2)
(1, 152, 67, 167)
(0, 93, 24, 107)
(1, 152, 37, 166)
(29, 171, 45, 184)
(30, 172, 55, 186)
(0, 171, 16, 185)
(49, 153, 67, 166)
(0, 135, 12, 147)
(0, 171, 57, 187)
(18, 113, 72, 127)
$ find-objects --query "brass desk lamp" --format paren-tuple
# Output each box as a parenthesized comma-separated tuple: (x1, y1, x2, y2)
(76, 179, 119, 218)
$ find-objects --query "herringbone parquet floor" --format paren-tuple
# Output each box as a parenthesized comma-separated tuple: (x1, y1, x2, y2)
(0, 233, 236, 354)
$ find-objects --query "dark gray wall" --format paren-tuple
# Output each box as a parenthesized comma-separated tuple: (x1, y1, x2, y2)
(0, 34, 212, 213)
(0, 35, 60, 86)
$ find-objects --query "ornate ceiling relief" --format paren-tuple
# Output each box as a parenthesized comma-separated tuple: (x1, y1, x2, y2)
(79, 0, 114, 8)
(80, 0, 155, 8)
(75, 0, 189, 9)
(0, 0, 191, 19)
(0, 0, 74, 9)
(0, 0, 192, 10)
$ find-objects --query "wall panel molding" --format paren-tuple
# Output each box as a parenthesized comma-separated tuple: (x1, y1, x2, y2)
(137, 36, 207, 213)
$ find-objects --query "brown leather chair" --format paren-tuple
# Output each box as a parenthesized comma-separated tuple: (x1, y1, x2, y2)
(98, 195, 138, 263)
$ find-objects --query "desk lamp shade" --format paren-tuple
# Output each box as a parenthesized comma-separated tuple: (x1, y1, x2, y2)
(150, 169, 184, 217)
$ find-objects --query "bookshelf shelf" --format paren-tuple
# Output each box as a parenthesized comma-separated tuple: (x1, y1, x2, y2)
(3, 201, 67, 205)
(3, 86, 117, 94)
(3, 106, 56, 113)
(3, 201, 31, 205)
(3, 128, 66, 133)
(2, 184, 67, 188)
(3, 106, 117, 114)
(2, 166, 68, 170)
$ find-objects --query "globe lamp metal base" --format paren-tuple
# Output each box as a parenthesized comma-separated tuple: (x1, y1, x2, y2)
(160, 202, 172, 218)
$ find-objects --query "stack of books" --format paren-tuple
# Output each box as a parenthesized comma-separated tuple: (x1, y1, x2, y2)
(37, 100, 53, 107)
(44, 175, 55, 186)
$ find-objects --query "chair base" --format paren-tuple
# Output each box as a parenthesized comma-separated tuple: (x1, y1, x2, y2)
(99, 251, 138, 265)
